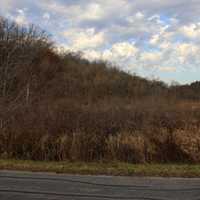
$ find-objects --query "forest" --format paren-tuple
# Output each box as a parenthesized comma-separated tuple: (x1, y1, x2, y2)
(0, 17, 200, 163)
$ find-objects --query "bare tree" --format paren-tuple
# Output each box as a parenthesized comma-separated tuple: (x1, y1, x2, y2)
(0, 17, 52, 136)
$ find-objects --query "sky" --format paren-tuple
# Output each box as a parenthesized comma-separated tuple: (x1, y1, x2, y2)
(1, 0, 200, 84)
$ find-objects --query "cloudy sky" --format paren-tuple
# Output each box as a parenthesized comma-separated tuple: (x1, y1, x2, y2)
(1, 0, 200, 84)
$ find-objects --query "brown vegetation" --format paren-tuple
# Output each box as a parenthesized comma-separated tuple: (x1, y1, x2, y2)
(0, 17, 200, 163)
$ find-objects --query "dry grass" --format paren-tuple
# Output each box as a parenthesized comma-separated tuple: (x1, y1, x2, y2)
(173, 129, 200, 162)
(2, 126, 200, 164)
(106, 133, 146, 163)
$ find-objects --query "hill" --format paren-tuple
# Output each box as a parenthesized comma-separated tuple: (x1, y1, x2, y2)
(0, 17, 200, 163)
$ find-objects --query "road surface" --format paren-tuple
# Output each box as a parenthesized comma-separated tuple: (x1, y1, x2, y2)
(0, 170, 200, 200)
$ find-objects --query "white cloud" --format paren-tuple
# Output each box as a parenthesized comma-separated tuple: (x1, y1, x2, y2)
(38, 1, 106, 23)
(63, 28, 105, 50)
(135, 11, 144, 20)
(101, 42, 138, 63)
(158, 66, 176, 72)
(141, 51, 162, 62)
(81, 42, 138, 62)
(15, 9, 28, 25)
(149, 34, 160, 45)
(179, 23, 200, 39)
(81, 3, 105, 20)
(82, 50, 102, 61)
(43, 12, 50, 20)
(0, 0, 15, 12)
(176, 43, 200, 64)
(148, 14, 163, 24)
(109, 42, 138, 58)
(177, 43, 199, 57)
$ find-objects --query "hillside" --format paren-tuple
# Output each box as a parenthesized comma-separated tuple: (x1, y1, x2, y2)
(0, 17, 200, 163)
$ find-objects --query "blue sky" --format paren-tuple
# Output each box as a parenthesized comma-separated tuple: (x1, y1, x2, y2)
(1, 0, 200, 84)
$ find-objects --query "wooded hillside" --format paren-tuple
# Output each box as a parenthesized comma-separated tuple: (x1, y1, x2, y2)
(0, 17, 200, 163)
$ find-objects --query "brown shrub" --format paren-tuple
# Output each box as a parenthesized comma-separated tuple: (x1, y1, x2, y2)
(106, 132, 146, 163)
(69, 131, 107, 162)
(173, 129, 200, 163)
(55, 134, 72, 161)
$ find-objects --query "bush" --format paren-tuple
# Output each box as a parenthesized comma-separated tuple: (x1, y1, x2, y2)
(106, 132, 146, 163)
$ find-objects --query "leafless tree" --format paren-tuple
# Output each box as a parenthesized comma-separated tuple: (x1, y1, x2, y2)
(0, 17, 52, 135)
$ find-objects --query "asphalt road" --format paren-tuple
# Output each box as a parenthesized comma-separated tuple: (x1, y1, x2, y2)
(1, 171, 200, 200)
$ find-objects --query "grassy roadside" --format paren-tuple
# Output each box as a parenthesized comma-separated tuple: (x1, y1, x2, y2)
(1, 159, 200, 177)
